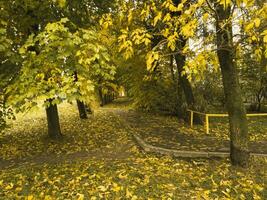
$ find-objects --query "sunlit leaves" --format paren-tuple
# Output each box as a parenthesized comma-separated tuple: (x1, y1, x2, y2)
(51, 0, 66, 8)
(6, 18, 116, 112)
(167, 32, 178, 51)
(100, 13, 113, 29)
(153, 11, 162, 26)
(180, 19, 198, 38)
(146, 51, 159, 70)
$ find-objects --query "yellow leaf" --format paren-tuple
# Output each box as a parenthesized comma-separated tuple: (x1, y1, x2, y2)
(177, 3, 184, 11)
(77, 193, 84, 200)
(203, 13, 209, 22)
(5, 183, 13, 190)
(112, 183, 122, 192)
(163, 13, 171, 22)
(27, 195, 34, 200)
(126, 187, 133, 198)
(44, 195, 52, 200)
(146, 51, 159, 70)
(254, 18, 261, 28)
(153, 11, 162, 26)
(57, 0, 66, 8)
(98, 185, 108, 192)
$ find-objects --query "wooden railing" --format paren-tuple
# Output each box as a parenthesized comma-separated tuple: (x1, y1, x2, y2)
(187, 109, 267, 134)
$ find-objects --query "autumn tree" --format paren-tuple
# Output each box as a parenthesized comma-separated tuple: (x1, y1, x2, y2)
(108, 0, 267, 166)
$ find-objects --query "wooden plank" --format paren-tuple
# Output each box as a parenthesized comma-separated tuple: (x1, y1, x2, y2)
(187, 110, 267, 117)
(205, 115, 209, 134)
(133, 134, 267, 159)
(208, 114, 228, 117)
(247, 113, 267, 117)
(187, 109, 206, 116)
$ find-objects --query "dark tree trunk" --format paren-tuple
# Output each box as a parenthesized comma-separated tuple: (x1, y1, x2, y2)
(174, 54, 195, 107)
(256, 94, 261, 112)
(45, 99, 62, 139)
(215, 4, 249, 167)
(77, 100, 88, 119)
(85, 104, 93, 114)
(73, 71, 88, 119)
(170, 0, 203, 124)
(99, 88, 104, 106)
(174, 53, 203, 124)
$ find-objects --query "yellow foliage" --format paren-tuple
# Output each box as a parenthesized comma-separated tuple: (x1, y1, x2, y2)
(146, 51, 159, 70)
(153, 11, 162, 26)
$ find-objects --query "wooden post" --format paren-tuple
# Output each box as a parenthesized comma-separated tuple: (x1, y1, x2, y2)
(190, 111, 194, 127)
(205, 114, 209, 134)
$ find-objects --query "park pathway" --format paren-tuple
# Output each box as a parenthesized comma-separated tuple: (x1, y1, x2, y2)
(102, 100, 267, 157)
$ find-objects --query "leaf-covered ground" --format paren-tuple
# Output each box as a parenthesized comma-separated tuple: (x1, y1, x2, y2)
(0, 99, 266, 199)
(123, 111, 267, 153)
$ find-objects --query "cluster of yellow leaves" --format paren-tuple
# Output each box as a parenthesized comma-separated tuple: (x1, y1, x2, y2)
(51, 0, 66, 8)
(118, 29, 134, 59)
(99, 14, 113, 30)
(184, 51, 219, 81)
(131, 29, 152, 46)
(146, 51, 160, 70)
(114, 0, 266, 78)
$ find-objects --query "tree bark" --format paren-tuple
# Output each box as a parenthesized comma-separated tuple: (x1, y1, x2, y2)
(77, 100, 88, 119)
(73, 71, 88, 119)
(215, 4, 249, 167)
(98, 88, 104, 106)
(174, 53, 195, 107)
(85, 104, 93, 114)
(45, 99, 62, 139)
(170, 0, 202, 124)
(174, 53, 202, 124)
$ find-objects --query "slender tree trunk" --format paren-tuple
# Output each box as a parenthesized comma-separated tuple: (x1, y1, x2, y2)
(77, 100, 88, 119)
(85, 104, 93, 114)
(45, 99, 62, 139)
(73, 71, 88, 119)
(215, 4, 249, 167)
(170, 0, 203, 123)
(99, 88, 104, 106)
(174, 54, 195, 107)
(174, 53, 202, 124)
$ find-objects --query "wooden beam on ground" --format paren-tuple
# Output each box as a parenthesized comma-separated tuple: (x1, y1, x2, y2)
(133, 134, 267, 159)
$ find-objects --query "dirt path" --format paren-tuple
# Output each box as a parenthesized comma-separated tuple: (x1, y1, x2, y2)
(107, 106, 267, 155)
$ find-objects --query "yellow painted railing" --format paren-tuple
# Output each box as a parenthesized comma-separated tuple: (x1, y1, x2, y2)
(187, 109, 267, 134)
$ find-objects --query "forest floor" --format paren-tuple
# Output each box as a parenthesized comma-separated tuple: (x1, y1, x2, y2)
(0, 98, 266, 199)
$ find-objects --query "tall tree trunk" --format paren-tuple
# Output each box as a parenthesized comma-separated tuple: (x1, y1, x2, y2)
(171, 0, 202, 123)
(45, 99, 62, 139)
(98, 88, 104, 106)
(74, 71, 88, 119)
(174, 53, 195, 107)
(174, 53, 202, 124)
(215, 4, 249, 167)
(77, 100, 88, 119)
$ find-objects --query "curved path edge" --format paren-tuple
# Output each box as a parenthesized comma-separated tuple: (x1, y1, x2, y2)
(133, 134, 267, 158)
